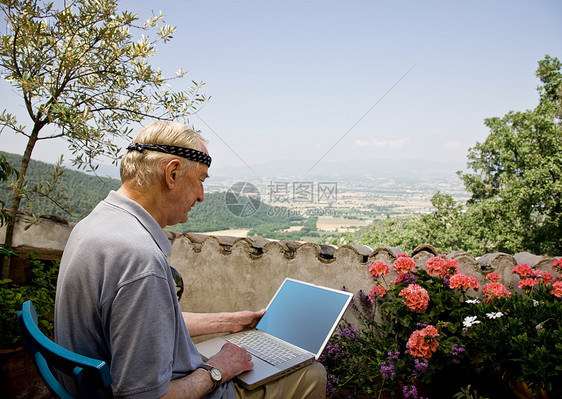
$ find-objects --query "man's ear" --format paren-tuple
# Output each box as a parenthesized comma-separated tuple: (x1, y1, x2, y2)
(164, 159, 182, 190)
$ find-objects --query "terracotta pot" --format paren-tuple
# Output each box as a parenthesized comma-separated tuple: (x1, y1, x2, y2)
(0, 347, 50, 399)
(509, 379, 549, 399)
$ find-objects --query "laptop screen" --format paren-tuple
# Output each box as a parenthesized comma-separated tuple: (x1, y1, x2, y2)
(256, 278, 353, 357)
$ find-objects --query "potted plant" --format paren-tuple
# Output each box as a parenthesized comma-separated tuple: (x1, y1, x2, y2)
(320, 253, 521, 398)
(462, 260, 562, 399)
(0, 251, 58, 398)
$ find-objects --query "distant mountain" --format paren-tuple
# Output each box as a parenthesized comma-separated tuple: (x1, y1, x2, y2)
(209, 158, 467, 180)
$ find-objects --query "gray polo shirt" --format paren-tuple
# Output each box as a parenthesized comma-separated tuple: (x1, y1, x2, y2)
(55, 191, 234, 398)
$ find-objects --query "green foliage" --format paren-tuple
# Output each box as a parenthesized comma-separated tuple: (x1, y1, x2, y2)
(0, 255, 59, 349)
(458, 55, 562, 255)
(452, 385, 489, 399)
(465, 283, 562, 398)
(357, 193, 467, 254)
(0, 152, 120, 222)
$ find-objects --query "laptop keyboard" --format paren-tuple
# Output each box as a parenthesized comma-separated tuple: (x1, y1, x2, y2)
(226, 331, 302, 366)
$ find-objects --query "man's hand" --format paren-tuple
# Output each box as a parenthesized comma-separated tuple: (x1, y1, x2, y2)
(164, 342, 253, 398)
(183, 309, 266, 337)
(206, 342, 254, 382)
(228, 309, 266, 333)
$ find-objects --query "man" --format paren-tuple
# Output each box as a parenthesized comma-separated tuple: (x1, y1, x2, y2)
(55, 121, 326, 399)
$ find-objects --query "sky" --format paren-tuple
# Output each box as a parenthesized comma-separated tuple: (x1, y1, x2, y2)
(1, 0, 561, 176)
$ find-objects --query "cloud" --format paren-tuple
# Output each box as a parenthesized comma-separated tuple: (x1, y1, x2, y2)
(353, 138, 410, 149)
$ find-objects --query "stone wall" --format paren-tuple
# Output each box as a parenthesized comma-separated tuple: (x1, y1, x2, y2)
(168, 234, 560, 317)
(2, 217, 560, 312)
(0, 214, 70, 283)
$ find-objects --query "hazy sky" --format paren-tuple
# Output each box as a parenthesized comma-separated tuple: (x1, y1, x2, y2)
(1, 0, 561, 174)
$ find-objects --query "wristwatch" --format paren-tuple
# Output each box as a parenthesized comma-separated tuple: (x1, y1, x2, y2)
(197, 363, 222, 390)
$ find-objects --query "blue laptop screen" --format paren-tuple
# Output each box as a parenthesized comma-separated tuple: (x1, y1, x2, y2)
(256, 279, 352, 356)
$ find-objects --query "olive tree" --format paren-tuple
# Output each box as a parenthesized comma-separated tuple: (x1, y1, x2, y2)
(0, 0, 208, 278)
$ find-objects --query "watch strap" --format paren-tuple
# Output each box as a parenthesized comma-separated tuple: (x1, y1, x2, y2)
(197, 364, 221, 390)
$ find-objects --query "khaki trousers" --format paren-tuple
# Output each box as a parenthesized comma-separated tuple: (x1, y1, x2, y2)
(234, 362, 327, 399)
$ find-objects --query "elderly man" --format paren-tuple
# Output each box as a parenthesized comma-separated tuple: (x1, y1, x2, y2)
(55, 121, 326, 399)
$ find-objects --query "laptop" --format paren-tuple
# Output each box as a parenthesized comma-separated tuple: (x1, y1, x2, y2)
(195, 278, 353, 390)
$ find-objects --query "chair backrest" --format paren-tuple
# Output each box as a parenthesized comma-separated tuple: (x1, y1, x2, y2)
(17, 300, 112, 399)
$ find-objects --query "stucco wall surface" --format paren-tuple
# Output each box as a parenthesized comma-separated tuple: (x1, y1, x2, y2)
(2, 217, 560, 319)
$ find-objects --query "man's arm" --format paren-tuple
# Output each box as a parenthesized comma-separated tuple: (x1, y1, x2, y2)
(182, 309, 266, 337)
(162, 342, 253, 399)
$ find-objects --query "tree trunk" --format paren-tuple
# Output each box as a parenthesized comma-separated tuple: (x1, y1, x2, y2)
(1, 123, 41, 280)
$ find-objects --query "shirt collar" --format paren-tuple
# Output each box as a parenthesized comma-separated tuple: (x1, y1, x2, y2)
(104, 190, 172, 255)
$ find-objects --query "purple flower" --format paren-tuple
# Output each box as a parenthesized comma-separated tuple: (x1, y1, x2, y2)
(414, 358, 428, 374)
(387, 349, 400, 361)
(380, 361, 396, 378)
(358, 290, 373, 307)
(339, 324, 359, 340)
(403, 384, 419, 399)
(450, 344, 466, 357)
(328, 343, 342, 356)
(325, 373, 338, 396)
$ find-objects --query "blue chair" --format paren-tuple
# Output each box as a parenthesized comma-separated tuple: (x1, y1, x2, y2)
(17, 300, 112, 399)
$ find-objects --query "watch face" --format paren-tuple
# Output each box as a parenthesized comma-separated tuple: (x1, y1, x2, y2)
(210, 368, 222, 382)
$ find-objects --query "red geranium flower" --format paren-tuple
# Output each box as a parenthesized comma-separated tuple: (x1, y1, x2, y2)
(406, 325, 439, 358)
(553, 258, 562, 273)
(369, 261, 390, 279)
(482, 282, 511, 302)
(393, 254, 415, 275)
(369, 285, 387, 300)
(551, 281, 562, 298)
(449, 273, 480, 291)
(399, 283, 430, 313)
(485, 273, 501, 283)
(512, 264, 533, 278)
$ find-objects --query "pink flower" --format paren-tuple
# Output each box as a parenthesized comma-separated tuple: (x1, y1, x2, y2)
(553, 258, 562, 273)
(486, 273, 501, 283)
(406, 325, 439, 359)
(399, 283, 430, 313)
(482, 282, 511, 302)
(445, 259, 460, 277)
(426, 255, 459, 279)
(393, 254, 416, 275)
(512, 264, 533, 278)
(369, 261, 390, 279)
(518, 278, 536, 290)
(551, 281, 562, 298)
(449, 273, 480, 291)
(533, 270, 554, 285)
(514, 266, 554, 289)
(426, 255, 447, 277)
(369, 285, 387, 300)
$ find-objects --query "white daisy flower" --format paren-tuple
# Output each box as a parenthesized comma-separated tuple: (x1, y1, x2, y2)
(463, 316, 481, 328)
(486, 312, 504, 319)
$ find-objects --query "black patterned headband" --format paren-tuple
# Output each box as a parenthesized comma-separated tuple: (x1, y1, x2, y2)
(126, 143, 212, 167)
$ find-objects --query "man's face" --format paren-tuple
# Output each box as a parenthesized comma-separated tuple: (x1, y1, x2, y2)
(167, 161, 208, 226)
